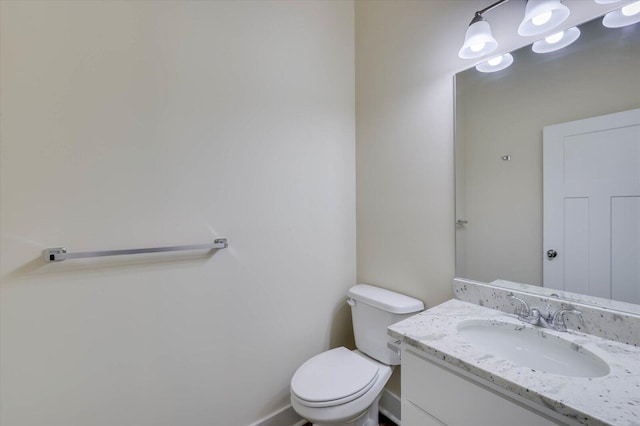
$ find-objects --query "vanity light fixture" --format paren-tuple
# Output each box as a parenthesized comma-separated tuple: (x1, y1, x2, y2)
(458, 0, 510, 59)
(458, 14, 499, 58)
(518, 0, 571, 36)
(532, 26, 581, 53)
(459, 0, 572, 63)
(602, 0, 640, 27)
(475, 53, 514, 72)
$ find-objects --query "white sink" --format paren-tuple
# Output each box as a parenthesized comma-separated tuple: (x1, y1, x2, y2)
(456, 319, 610, 378)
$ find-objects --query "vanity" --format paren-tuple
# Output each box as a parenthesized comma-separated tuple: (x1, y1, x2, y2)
(388, 279, 640, 426)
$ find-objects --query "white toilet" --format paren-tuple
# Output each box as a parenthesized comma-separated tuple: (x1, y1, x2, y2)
(290, 284, 424, 426)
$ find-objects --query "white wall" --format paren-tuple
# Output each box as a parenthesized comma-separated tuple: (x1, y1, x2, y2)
(355, 0, 463, 395)
(355, 1, 456, 312)
(0, 2, 355, 425)
(356, 1, 473, 328)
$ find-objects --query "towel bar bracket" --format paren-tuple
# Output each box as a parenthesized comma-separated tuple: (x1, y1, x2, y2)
(45, 247, 67, 262)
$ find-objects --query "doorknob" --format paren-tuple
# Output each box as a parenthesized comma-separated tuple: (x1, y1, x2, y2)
(547, 249, 558, 259)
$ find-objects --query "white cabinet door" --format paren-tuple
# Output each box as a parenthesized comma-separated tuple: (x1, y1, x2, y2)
(401, 349, 563, 426)
(401, 400, 446, 426)
(543, 108, 640, 303)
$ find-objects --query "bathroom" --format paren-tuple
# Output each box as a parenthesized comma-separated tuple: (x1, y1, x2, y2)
(1, 1, 638, 425)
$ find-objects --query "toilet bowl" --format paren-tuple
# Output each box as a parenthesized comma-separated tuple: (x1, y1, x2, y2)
(290, 284, 424, 426)
(290, 348, 392, 426)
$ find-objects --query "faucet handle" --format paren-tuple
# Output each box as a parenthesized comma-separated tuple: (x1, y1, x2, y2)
(507, 293, 531, 317)
(551, 306, 582, 331)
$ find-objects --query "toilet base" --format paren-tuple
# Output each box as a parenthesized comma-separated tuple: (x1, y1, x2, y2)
(311, 394, 381, 426)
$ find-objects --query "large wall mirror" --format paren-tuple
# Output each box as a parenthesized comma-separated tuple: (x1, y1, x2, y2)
(455, 13, 640, 309)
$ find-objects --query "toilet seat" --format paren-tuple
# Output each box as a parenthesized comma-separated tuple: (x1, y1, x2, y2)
(291, 347, 380, 408)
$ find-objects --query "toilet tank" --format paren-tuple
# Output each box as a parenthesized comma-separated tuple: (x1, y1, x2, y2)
(347, 284, 424, 365)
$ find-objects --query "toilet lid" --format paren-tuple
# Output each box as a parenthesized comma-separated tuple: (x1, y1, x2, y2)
(291, 347, 379, 406)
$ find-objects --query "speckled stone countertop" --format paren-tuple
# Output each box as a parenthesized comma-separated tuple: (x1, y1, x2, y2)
(454, 278, 640, 347)
(388, 299, 640, 426)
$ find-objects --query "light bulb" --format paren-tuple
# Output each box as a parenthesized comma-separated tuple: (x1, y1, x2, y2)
(602, 1, 640, 28)
(545, 31, 564, 44)
(470, 42, 486, 52)
(476, 53, 514, 73)
(532, 10, 553, 26)
(487, 56, 503, 66)
(622, 1, 640, 16)
(532, 26, 579, 53)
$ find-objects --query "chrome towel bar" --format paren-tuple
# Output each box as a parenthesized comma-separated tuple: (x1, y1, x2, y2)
(43, 238, 228, 263)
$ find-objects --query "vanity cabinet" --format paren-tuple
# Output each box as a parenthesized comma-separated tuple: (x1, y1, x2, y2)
(401, 348, 564, 426)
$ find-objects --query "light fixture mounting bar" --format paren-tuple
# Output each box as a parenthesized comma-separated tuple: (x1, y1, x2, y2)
(475, 0, 511, 18)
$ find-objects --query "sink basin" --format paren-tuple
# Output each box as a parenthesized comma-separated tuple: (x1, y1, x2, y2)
(456, 320, 610, 378)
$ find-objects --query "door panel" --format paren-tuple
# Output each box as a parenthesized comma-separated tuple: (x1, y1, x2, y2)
(563, 197, 589, 295)
(612, 196, 640, 304)
(543, 108, 640, 302)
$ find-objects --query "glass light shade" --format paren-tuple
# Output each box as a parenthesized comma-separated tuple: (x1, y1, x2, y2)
(532, 26, 581, 53)
(459, 19, 499, 59)
(475, 53, 514, 72)
(518, 0, 571, 36)
(602, 1, 640, 27)
(622, 1, 640, 16)
(594, 0, 621, 3)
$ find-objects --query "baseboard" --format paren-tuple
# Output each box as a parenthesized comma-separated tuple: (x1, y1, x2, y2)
(249, 404, 304, 426)
(379, 389, 402, 425)
(251, 389, 401, 426)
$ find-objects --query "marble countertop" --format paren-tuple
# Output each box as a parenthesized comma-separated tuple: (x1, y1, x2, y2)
(388, 299, 640, 426)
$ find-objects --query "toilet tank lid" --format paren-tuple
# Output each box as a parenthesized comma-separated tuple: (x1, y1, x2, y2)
(347, 284, 424, 314)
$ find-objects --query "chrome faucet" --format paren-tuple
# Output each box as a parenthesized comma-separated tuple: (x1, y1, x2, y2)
(547, 307, 582, 332)
(507, 293, 581, 332)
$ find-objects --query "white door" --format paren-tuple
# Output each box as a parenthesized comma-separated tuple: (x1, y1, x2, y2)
(543, 108, 640, 303)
